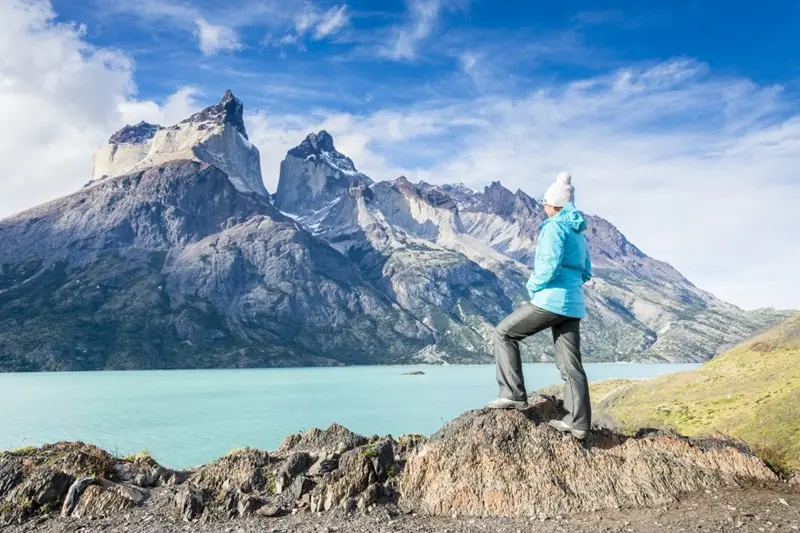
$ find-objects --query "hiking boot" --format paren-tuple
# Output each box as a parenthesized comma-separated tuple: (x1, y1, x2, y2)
(548, 419, 588, 440)
(485, 398, 527, 410)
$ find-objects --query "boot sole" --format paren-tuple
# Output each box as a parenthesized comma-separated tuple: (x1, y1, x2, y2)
(548, 421, 588, 440)
(486, 403, 528, 411)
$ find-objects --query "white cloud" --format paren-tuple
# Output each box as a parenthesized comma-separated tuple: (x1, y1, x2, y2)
(381, 0, 465, 60)
(313, 5, 349, 40)
(0, 0, 199, 218)
(195, 17, 242, 55)
(269, 2, 349, 49)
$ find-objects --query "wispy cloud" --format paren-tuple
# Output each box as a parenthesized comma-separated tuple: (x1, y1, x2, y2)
(95, 0, 306, 55)
(195, 17, 242, 55)
(266, 2, 350, 50)
(314, 5, 350, 39)
(379, 0, 466, 60)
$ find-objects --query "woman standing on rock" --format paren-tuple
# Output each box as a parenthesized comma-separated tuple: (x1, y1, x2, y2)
(486, 172, 593, 440)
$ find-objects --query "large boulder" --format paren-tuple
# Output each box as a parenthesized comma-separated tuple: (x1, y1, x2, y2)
(399, 398, 778, 518)
(69, 480, 147, 519)
(309, 449, 375, 513)
(189, 448, 270, 494)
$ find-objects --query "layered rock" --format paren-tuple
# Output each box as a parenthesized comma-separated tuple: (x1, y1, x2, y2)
(400, 398, 777, 517)
(90, 90, 267, 196)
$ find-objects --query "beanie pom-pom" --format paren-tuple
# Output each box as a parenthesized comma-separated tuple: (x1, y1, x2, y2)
(556, 171, 571, 185)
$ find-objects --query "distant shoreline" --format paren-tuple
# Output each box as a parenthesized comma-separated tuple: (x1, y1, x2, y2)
(0, 360, 701, 375)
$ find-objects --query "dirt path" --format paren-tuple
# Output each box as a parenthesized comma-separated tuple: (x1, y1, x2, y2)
(8, 483, 798, 533)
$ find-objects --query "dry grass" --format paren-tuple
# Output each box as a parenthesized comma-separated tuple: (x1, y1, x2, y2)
(593, 315, 800, 472)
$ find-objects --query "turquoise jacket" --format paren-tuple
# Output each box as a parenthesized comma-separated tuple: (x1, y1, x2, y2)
(526, 203, 592, 319)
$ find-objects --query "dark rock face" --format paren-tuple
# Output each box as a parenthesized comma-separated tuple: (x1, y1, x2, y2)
(275, 131, 373, 216)
(108, 121, 161, 144)
(182, 89, 249, 139)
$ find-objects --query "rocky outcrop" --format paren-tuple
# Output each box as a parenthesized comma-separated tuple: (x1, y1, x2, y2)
(0, 402, 781, 526)
(400, 397, 777, 518)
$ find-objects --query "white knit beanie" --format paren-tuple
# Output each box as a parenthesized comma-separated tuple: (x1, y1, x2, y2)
(543, 171, 574, 207)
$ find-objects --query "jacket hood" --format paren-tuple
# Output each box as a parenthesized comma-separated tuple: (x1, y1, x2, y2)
(542, 202, 587, 233)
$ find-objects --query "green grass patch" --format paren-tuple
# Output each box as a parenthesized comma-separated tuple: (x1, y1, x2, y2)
(123, 449, 152, 462)
(9, 446, 38, 456)
(363, 446, 379, 459)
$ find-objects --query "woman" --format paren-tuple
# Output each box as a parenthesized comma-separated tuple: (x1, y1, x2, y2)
(486, 172, 592, 440)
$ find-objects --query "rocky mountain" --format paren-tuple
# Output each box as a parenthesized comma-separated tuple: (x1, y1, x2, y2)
(274, 131, 788, 363)
(0, 92, 788, 371)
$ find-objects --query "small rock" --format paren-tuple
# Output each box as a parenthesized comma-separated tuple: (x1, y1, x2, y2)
(256, 505, 283, 518)
(779, 498, 790, 506)
(237, 494, 263, 517)
(291, 475, 314, 499)
(174, 485, 204, 521)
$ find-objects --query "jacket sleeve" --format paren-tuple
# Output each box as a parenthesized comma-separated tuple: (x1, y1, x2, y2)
(582, 245, 593, 284)
(526, 222, 567, 297)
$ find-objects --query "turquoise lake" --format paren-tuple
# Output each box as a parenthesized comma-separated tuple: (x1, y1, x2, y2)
(0, 364, 698, 469)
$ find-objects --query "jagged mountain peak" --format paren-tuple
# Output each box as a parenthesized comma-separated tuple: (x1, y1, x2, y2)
(287, 130, 361, 176)
(108, 121, 162, 145)
(391, 175, 415, 194)
(182, 89, 248, 140)
(294, 130, 337, 154)
(275, 130, 373, 215)
(91, 91, 267, 196)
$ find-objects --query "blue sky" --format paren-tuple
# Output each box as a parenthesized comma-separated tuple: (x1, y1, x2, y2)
(1, 0, 799, 310)
(52, 0, 800, 114)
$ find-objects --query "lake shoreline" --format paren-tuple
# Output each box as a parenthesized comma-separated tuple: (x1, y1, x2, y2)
(0, 363, 699, 469)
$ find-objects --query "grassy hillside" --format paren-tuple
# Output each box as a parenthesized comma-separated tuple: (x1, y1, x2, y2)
(593, 314, 800, 472)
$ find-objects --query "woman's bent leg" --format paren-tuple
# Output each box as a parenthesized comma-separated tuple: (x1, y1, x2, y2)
(552, 319, 591, 430)
(494, 304, 563, 401)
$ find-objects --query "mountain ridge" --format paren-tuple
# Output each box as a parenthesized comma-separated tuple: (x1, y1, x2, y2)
(0, 92, 790, 371)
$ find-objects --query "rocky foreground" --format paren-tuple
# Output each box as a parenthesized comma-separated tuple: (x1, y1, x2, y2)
(1, 397, 797, 532)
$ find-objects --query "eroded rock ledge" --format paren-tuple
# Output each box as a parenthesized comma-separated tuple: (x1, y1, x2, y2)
(0, 397, 777, 526)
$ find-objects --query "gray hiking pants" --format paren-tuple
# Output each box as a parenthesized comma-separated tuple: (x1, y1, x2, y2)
(493, 303, 591, 430)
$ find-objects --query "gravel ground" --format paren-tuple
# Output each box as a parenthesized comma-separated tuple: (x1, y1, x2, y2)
(7, 482, 799, 533)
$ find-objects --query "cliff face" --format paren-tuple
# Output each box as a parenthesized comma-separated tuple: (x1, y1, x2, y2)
(90, 91, 267, 197)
